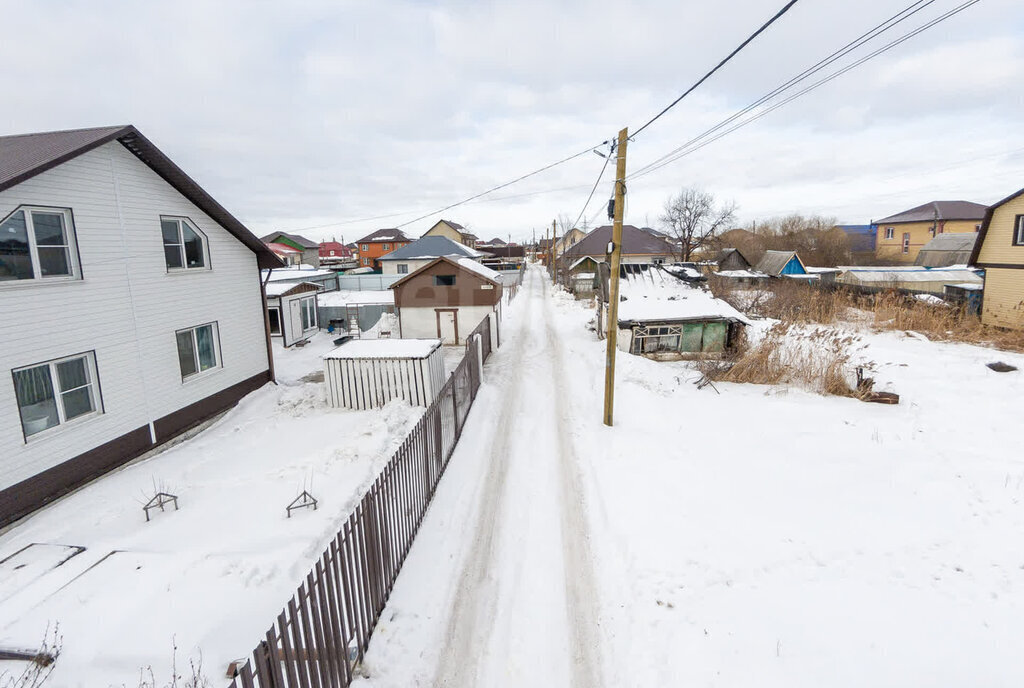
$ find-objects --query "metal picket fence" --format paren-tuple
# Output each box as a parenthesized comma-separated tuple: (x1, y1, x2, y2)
(229, 315, 496, 687)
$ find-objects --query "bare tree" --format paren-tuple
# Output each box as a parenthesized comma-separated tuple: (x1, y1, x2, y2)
(660, 187, 737, 261)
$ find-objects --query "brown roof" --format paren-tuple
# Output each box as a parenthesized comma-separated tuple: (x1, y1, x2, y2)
(481, 245, 525, 259)
(439, 219, 464, 230)
(356, 228, 412, 243)
(0, 125, 282, 269)
(387, 255, 501, 290)
(562, 225, 677, 258)
(876, 200, 988, 224)
(969, 186, 1024, 266)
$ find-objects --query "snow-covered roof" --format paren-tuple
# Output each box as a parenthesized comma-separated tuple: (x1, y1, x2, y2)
(574, 272, 595, 280)
(805, 266, 840, 274)
(841, 268, 982, 284)
(263, 266, 337, 281)
(318, 290, 394, 307)
(617, 269, 750, 325)
(946, 282, 983, 291)
(324, 338, 441, 359)
(717, 269, 766, 279)
(265, 281, 321, 297)
(456, 257, 502, 282)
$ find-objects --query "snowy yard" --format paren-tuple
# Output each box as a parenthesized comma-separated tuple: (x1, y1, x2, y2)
(349, 266, 1024, 687)
(0, 333, 424, 686)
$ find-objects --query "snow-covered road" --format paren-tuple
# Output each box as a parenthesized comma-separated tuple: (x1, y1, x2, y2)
(355, 266, 608, 687)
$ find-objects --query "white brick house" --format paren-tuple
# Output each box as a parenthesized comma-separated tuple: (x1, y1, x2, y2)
(0, 125, 282, 525)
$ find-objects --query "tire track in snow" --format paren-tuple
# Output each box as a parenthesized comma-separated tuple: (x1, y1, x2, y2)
(431, 269, 605, 688)
(431, 270, 536, 687)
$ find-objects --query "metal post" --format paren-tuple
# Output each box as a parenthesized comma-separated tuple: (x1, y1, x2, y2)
(603, 127, 628, 427)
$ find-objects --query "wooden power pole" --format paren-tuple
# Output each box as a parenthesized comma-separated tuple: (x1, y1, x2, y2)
(551, 219, 557, 281)
(603, 127, 628, 427)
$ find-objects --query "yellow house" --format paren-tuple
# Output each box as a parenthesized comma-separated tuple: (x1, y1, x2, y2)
(422, 219, 476, 247)
(556, 227, 587, 257)
(874, 200, 987, 263)
(969, 187, 1024, 330)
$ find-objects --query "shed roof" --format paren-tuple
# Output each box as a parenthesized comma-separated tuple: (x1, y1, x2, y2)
(388, 255, 502, 290)
(562, 224, 677, 258)
(840, 267, 982, 284)
(876, 200, 988, 224)
(265, 281, 321, 297)
(756, 250, 805, 276)
(324, 339, 441, 360)
(378, 235, 482, 261)
(915, 233, 979, 267)
(0, 125, 282, 269)
(714, 247, 752, 266)
(260, 231, 319, 249)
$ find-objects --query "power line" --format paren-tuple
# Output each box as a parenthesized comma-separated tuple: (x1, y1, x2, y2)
(393, 143, 606, 229)
(568, 143, 614, 233)
(631, 0, 803, 139)
(629, 0, 940, 180)
(629, 0, 982, 182)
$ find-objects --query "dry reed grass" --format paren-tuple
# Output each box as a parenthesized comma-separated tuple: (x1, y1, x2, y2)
(709, 277, 1024, 352)
(698, 322, 861, 397)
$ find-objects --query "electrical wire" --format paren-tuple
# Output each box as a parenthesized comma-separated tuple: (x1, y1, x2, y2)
(631, 0, 803, 139)
(629, 0, 982, 182)
(629, 0, 940, 180)
(568, 142, 614, 232)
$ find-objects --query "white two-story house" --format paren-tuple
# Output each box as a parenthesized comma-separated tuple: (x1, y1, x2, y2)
(0, 125, 282, 526)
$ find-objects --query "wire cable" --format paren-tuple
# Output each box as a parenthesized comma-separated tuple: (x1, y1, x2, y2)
(567, 142, 614, 233)
(631, 0, 803, 139)
(629, 0, 939, 179)
(629, 0, 981, 182)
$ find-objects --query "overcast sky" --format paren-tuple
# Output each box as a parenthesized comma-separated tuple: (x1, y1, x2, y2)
(3, 0, 1022, 243)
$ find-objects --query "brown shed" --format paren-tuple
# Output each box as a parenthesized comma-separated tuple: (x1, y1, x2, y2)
(390, 256, 503, 344)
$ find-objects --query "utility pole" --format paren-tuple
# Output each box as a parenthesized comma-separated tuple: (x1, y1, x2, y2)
(551, 219, 557, 282)
(603, 127, 628, 427)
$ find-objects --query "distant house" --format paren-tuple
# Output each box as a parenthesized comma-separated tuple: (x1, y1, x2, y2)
(915, 233, 978, 267)
(483, 237, 506, 246)
(714, 247, 753, 272)
(378, 236, 483, 275)
(318, 240, 355, 268)
(874, 201, 987, 263)
(479, 244, 526, 270)
(0, 125, 280, 526)
(567, 256, 601, 297)
(261, 231, 320, 268)
(265, 241, 303, 267)
(756, 250, 810, 279)
(556, 227, 587, 256)
(561, 225, 677, 265)
(355, 228, 412, 270)
(836, 224, 877, 262)
(265, 282, 320, 347)
(422, 219, 477, 248)
(390, 256, 503, 345)
(969, 186, 1024, 330)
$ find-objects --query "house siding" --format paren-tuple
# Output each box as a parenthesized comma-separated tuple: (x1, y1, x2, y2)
(980, 268, 1024, 330)
(976, 195, 1024, 266)
(876, 219, 981, 263)
(0, 140, 269, 496)
(422, 222, 464, 244)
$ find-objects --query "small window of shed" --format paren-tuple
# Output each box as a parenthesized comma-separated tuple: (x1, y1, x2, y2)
(434, 274, 456, 286)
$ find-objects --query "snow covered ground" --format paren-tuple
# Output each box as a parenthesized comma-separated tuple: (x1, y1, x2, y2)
(0, 333, 425, 686)
(352, 265, 1024, 687)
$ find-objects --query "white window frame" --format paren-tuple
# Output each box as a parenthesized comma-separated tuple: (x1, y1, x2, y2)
(268, 306, 282, 336)
(0, 206, 81, 285)
(176, 322, 222, 381)
(299, 296, 317, 332)
(397, 264, 409, 274)
(162, 216, 210, 272)
(902, 233, 911, 254)
(382, 243, 390, 251)
(1014, 215, 1024, 246)
(12, 351, 103, 440)
(884, 227, 895, 240)
(361, 244, 369, 251)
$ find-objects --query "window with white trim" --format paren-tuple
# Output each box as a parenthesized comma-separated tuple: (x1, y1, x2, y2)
(300, 297, 317, 331)
(0, 207, 79, 283)
(13, 352, 102, 438)
(268, 307, 282, 335)
(162, 217, 208, 270)
(1014, 215, 1024, 246)
(397, 264, 409, 274)
(902, 233, 911, 254)
(382, 243, 390, 251)
(884, 227, 895, 240)
(361, 244, 369, 251)
(176, 323, 220, 380)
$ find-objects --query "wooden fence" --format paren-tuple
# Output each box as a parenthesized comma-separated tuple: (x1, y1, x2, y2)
(229, 315, 497, 687)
